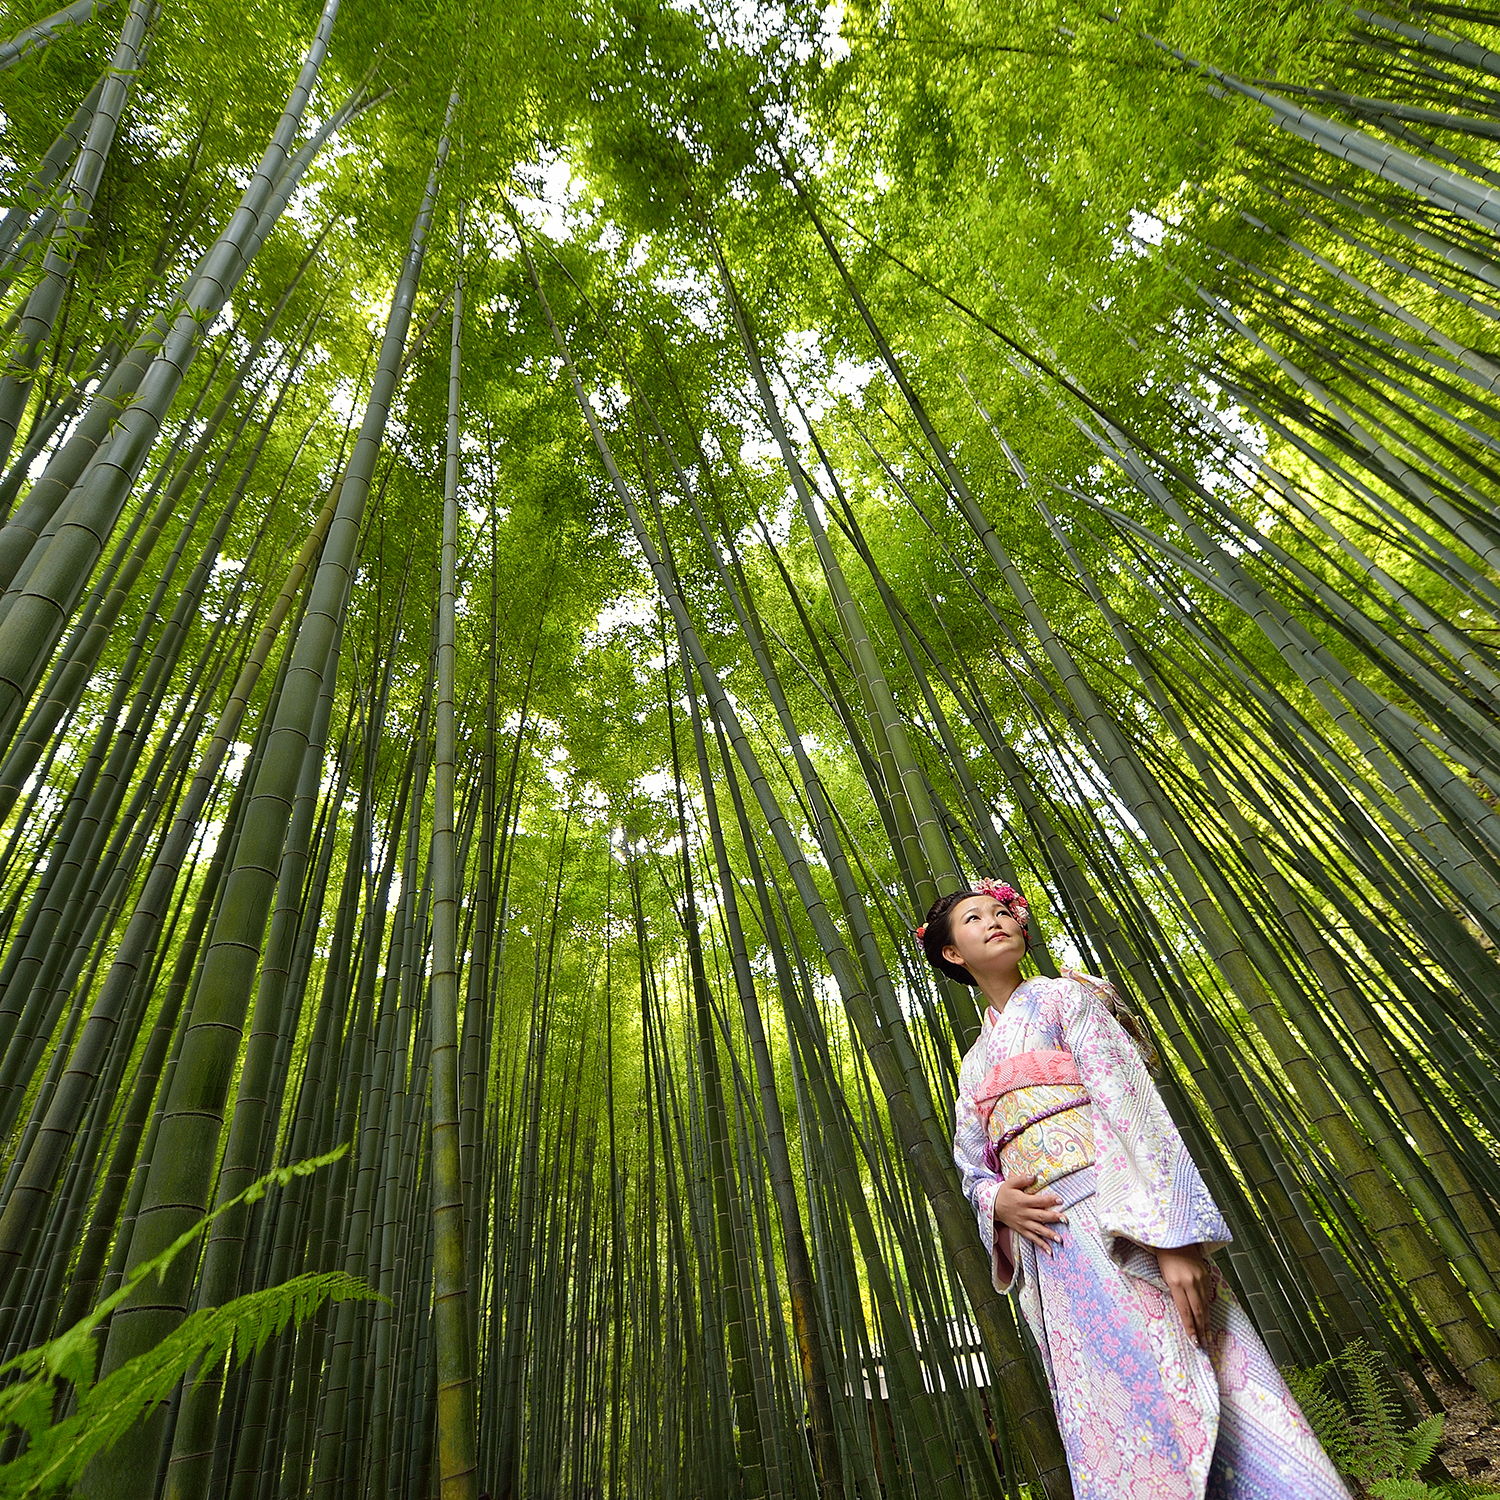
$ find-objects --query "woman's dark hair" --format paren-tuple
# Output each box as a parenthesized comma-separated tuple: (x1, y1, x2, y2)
(919, 889, 1030, 986)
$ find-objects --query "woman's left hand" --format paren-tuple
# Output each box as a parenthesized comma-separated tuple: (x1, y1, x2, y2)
(1156, 1245, 1214, 1347)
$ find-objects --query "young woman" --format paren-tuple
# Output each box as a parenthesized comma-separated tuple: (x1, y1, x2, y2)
(925, 881, 1350, 1500)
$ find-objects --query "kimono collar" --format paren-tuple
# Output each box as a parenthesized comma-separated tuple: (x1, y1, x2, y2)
(984, 975, 1051, 1029)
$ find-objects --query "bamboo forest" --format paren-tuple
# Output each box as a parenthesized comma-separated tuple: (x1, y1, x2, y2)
(7, 0, 1500, 1494)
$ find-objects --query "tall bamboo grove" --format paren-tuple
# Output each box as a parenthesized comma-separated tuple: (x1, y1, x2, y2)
(0, 0, 1498, 1495)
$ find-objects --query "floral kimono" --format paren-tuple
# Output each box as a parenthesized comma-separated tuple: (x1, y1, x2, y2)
(953, 971, 1351, 1500)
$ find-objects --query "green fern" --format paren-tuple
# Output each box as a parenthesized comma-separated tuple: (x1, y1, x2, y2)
(1404, 1416, 1450, 1478)
(1287, 1361, 1361, 1465)
(1287, 1342, 1500, 1500)
(0, 1146, 380, 1500)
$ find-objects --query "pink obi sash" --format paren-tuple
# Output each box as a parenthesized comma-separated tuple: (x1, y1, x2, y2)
(975, 1049, 1095, 1190)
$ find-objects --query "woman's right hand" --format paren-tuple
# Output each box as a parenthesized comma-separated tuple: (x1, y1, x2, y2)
(992, 1173, 1067, 1254)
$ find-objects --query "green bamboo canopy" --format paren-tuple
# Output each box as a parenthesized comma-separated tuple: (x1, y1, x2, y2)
(0, 0, 1498, 1495)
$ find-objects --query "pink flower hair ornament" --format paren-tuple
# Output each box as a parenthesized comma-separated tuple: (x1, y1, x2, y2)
(970, 878, 1030, 926)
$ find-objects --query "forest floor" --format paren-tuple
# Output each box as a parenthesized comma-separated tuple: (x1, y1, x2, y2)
(1419, 1368, 1500, 1490)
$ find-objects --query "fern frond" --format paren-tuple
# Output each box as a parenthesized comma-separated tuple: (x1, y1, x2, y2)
(1400, 1414, 1445, 1478)
(1344, 1341, 1405, 1479)
(1286, 1340, 1457, 1491)
(1286, 1360, 1358, 1466)
(139, 1145, 351, 1297)
(1372, 1482, 1435, 1500)
(0, 1146, 355, 1455)
(0, 1380, 56, 1445)
(0, 1151, 357, 1497)
(47, 1145, 353, 1350)
(0, 1270, 377, 1498)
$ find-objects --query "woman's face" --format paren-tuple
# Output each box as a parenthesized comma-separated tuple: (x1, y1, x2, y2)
(941, 894, 1027, 977)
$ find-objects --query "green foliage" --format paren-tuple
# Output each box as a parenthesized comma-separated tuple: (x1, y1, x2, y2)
(5, 0, 1500, 1491)
(1287, 1343, 1500, 1500)
(0, 1148, 379, 1499)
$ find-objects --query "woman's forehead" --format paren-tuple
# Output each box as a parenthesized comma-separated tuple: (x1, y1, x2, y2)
(953, 893, 1003, 916)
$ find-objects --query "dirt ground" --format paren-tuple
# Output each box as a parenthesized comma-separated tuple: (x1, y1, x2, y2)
(1411, 1367, 1500, 1491)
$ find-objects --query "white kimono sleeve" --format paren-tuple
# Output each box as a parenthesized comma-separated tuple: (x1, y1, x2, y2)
(953, 1031, 1019, 1293)
(1056, 973, 1231, 1258)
